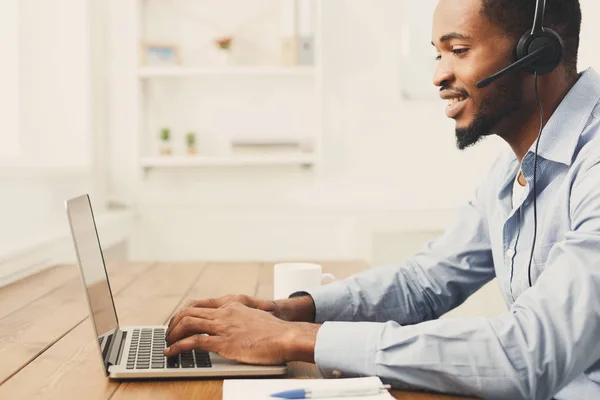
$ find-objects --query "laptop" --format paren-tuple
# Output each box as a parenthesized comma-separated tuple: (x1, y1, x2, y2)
(65, 194, 287, 379)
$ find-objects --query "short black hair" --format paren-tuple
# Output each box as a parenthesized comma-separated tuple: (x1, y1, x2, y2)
(480, 0, 582, 75)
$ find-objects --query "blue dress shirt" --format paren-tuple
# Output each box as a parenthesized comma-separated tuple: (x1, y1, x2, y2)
(306, 68, 600, 400)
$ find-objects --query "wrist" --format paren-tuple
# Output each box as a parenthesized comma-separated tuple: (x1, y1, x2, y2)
(281, 322, 320, 363)
(275, 295, 316, 322)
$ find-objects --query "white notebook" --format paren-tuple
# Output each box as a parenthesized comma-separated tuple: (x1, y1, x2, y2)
(223, 376, 394, 400)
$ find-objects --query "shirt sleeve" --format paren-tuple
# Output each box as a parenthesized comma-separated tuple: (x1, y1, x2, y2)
(306, 183, 496, 325)
(312, 163, 600, 400)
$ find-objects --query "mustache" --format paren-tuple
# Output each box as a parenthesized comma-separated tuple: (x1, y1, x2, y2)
(440, 85, 469, 97)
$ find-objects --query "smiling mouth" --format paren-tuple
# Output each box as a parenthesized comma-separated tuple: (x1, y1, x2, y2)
(445, 97, 468, 119)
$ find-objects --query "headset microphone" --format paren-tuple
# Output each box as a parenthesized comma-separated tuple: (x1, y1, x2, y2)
(476, 47, 548, 88)
(476, 0, 564, 287)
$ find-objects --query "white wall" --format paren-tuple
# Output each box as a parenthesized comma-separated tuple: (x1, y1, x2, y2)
(0, 0, 96, 225)
(106, 0, 600, 263)
(0, 0, 112, 284)
(0, 0, 20, 159)
(576, 0, 600, 71)
(0, 0, 96, 199)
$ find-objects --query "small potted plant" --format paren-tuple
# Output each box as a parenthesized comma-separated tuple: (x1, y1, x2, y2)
(214, 36, 233, 65)
(159, 128, 172, 155)
(186, 131, 197, 155)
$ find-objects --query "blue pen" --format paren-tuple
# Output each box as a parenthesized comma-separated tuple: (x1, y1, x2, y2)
(270, 384, 391, 399)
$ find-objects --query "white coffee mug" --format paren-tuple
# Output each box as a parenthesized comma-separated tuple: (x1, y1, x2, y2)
(273, 263, 335, 300)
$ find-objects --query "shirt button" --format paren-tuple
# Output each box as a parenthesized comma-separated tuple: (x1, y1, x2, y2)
(506, 249, 515, 258)
(332, 370, 342, 378)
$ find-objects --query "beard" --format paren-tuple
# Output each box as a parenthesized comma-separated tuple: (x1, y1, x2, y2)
(455, 74, 524, 150)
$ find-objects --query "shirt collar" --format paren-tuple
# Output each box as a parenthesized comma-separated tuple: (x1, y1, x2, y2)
(496, 68, 600, 201)
(524, 67, 600, 167)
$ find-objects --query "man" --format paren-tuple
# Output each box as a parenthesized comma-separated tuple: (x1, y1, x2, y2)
(164, 0, 600, 398)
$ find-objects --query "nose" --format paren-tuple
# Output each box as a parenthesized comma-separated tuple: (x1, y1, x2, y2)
(432, 57, 454, 88)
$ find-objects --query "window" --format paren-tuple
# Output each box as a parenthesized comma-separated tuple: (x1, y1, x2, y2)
(0, 0, 91, 170)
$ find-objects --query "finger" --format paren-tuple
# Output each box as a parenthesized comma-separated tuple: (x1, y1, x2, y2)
(169, 298, 222, 322)
(215, 295, 256, 310)
(167, 306, 218, 335)
(168, 299, 208, 325)
(165, 308, 214, 343)
(167, 310, 186, 334)
(167, 301, 197, 332)
(164, 334, 220, 357)
(227, 295, 271, 311)
(167, 310, 182, 333)
(231, 296, 275, 314)
(188, 298, 223, 309)
(166, 314, 220, 345)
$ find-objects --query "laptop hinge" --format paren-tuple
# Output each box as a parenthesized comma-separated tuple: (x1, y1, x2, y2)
(105, 327, 126, 371)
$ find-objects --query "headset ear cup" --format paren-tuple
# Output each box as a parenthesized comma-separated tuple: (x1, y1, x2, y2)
(516, 31, 533, 62)
(516, 28, 564, 75)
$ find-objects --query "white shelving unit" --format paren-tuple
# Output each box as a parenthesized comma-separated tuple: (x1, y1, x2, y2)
(140, 154, 317, 169)
(135, 0, 324, 173)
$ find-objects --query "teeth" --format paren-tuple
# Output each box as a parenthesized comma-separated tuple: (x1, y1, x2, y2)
(448, 97, 466, 105)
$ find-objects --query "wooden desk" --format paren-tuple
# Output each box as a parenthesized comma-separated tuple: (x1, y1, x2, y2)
(0, 261, 474, 400)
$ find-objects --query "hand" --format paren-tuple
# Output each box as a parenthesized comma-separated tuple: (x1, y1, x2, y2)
(164, 301, 319, 365)
(169, 294, 284, 324)
(168, 294, 316, 332)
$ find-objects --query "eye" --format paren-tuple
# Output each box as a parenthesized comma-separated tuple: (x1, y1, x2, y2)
(452, 48, 469, 56)
(435, 48, 468, 61)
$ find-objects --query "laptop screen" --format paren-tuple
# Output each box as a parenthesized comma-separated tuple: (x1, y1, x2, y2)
(66, 194, 119, 364)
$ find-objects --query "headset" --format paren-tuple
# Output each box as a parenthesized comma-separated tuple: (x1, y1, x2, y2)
(477, 0, 564, 88)
(476, 0, 565, 287)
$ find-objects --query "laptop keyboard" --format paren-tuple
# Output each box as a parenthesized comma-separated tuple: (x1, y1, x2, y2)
(126, 328, 212, 370)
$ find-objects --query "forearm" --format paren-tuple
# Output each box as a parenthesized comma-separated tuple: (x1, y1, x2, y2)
(308, 316, 551, 399)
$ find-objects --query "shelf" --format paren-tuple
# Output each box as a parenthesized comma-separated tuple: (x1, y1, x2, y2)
(138, 66, 317, 78)
(141, 154, 317, 169)
(135, 1, 324, 179)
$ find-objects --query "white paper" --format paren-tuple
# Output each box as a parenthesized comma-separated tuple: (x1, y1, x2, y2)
(223, 377, 394, 400)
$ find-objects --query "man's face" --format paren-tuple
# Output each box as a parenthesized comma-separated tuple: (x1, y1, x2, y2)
(431, 0, 525, 149)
